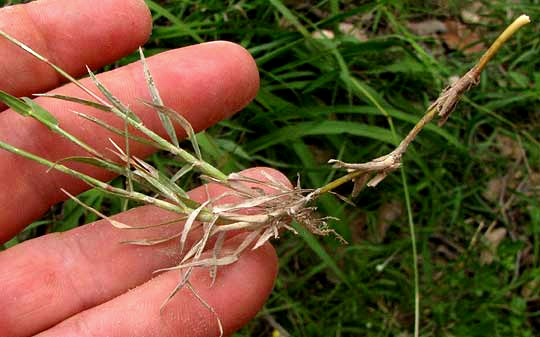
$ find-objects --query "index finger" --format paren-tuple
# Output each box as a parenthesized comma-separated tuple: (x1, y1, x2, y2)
(0, 0, 151, 97)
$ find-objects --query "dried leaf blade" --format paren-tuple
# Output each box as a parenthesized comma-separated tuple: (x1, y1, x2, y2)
(139, 47, 179, 147)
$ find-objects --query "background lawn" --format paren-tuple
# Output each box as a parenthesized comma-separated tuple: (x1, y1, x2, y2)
(3, 1, 540, 336)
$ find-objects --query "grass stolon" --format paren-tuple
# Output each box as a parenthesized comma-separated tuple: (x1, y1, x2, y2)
(0, 14, 532, 337)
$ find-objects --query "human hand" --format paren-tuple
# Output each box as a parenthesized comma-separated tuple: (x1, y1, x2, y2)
(0, 1, 284, 336)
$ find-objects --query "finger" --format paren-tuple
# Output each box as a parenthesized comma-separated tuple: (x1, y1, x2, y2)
(0, 167, 289, 337)
(0, 41, 260, 243)
(37, 235, 277, 337)
(39, 235, 277, 337)
(0, 0, 152, 97)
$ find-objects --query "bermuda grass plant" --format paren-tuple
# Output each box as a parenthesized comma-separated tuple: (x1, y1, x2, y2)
(1, 1, 539, 336)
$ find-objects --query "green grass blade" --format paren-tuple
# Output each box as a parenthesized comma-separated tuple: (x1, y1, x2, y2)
(34, 93, 111, 111)
(0, 139, 195, 218)
(86, 67, 141, 123)
(0, 90, 31, 115)
(139, 48, 179, 147)
(67, 110, 157, 147)
(21, 97, 58, 127)
(54, 156, 126, 175)
(145, 0, 203, 43)
(0, 92, 105, 160)
(292, 105, 465, 151)
(143, 101, 202, 160)
(268, 0, 310, 38)
(0, 29, 107, 106)
(247, 121, 395, 154)
(292, 221, 352, 289)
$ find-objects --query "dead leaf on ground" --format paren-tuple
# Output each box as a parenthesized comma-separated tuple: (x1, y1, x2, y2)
(407, 19, 447, 36)
(521, 279, 540, 299)
(436, 244, 459, 260)
(442, 20, 485, 54)
(312, 23, 368, 41)
(483, 177, 505, 203)
(460, 2, 485, 24)
(339, 22, 368, 41)
(376, 200, 403, 242)
(349, 211, 367, 244)
(480, 227, 507, 264)
(482, 135, 527, 202)
(529, 171, 540, 186)
(308, 145, 333, 164)
(312, 29, 335, 39)
(495, 135, 524, 161)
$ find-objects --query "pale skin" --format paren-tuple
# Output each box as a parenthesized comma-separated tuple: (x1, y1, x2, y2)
(0, 0, 289, 336)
